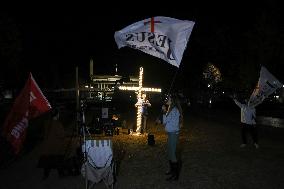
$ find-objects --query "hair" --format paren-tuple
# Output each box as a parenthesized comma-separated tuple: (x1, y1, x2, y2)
(168, 93, 183, 116)
(167, 93, 183, 128)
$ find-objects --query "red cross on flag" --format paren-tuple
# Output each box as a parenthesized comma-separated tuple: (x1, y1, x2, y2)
(143, 17, 162, 32)
(2, 73, 52, 154)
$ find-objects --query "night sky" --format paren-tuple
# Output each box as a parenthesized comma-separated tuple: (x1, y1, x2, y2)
(1, 1, 283, 94)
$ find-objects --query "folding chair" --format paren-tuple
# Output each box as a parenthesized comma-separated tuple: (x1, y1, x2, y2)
(81, 139, 116, 189)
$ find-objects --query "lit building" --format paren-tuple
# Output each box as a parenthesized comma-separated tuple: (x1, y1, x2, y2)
(88, 74, 139, 101)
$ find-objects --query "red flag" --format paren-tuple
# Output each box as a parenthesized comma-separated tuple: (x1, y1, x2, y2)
(2, 73, 51, 154)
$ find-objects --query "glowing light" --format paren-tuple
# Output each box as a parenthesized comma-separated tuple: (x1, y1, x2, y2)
(118, 67, 161, 135)
(143, 88, 162, 92)
(85, 85, 89, 88)
(208, 84, 211, 88)
(119, 86, 139, 91)
(135, 67, 143, 134)
(119, 86, 161, 92)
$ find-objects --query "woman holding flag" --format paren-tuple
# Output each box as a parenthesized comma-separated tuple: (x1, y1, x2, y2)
(162, 93, 183, 181)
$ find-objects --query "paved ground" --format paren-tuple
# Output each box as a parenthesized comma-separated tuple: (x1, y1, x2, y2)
(1, 108, 284, 189)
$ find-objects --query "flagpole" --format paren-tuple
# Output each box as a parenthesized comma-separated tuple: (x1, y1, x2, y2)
(76, 67, 80, 134)
(168, 67, 180, 94)
(75, 66, 88, 189)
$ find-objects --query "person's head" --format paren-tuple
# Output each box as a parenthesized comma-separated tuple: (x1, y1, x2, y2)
(166, 93, 179, 107)
(166, 96, 172, 106)
(142, 93, 147, 100)
(166, 93, 183, 114)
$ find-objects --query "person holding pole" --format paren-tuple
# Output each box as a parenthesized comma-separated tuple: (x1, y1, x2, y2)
(162, 93, 183, 181)
(231, 95, 259, 149)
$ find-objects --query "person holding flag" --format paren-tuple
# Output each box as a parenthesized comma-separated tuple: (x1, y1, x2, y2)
(115, 16, 192, 181)
(231, 95, 259, 149)
(162, 93, 183, 181)
(232, 66, 283, 149)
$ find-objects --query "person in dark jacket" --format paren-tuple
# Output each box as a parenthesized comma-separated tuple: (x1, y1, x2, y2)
(37, 108, 66, 179)
(141, 93, 151, 134)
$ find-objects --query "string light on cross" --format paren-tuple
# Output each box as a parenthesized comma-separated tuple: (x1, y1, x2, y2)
(119, 67, 161, 134)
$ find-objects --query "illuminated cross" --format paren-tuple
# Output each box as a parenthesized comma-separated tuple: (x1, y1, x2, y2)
(119, 67, 161, 134)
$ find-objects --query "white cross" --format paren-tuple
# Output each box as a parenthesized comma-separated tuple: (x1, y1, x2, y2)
(119, 67, 161, 134)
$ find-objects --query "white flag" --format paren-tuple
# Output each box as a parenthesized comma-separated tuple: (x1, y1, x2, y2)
(248, 66, 283, 107)
(114, 16, 195, 67)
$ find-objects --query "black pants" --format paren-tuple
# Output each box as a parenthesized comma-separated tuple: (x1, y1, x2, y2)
(142, 115, 148, 133)
(241, 123, 258, 144)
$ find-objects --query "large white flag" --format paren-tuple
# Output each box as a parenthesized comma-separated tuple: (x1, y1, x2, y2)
(248, 66, 283, 107)
(114, 16, 195, 67)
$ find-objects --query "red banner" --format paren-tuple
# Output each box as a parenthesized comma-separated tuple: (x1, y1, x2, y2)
(2, 73, 51, 154)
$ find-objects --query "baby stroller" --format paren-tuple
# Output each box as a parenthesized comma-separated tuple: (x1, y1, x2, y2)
(81, 139, 116, 189)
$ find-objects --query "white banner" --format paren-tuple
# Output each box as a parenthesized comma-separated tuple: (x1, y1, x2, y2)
(114, 16, 195, 67)
(248, 66, 283, 107)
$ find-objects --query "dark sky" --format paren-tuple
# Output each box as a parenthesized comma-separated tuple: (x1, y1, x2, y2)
(1, 1, 283, 91)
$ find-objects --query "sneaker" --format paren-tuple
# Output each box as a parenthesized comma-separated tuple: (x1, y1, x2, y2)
(254, 143, 259, 149)
(240, 144, 247, 148)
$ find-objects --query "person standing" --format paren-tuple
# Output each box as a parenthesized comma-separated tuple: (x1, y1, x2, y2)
(232, 97, 259, 149)
(141, 93, 151, 134)
(162, 94, 183, 181)
(38, 108, 66, 179)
